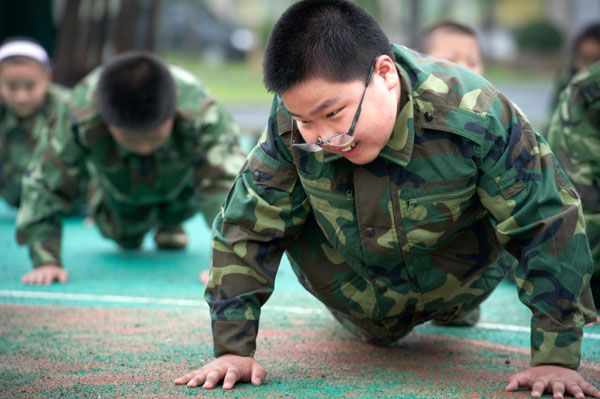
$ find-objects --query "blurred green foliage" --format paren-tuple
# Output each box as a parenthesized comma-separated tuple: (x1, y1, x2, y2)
(514, 20, 563, 54)
(162, 53, 272, 104)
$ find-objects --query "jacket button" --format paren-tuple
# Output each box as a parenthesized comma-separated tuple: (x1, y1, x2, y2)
(253, 171, 261, 181)
(365, 227, 375, 237)
(424, 111, 434, 122)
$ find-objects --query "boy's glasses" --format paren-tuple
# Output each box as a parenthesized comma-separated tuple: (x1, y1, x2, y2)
(291, 55, 379, 152)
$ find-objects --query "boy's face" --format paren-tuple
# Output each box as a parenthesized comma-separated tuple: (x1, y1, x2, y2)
(0, 60, 51, 118)
(426, 31, 483, 75)
(108, 117, 174, 156)
(281, 56, 401, 165)
(574, 38, 600, 73)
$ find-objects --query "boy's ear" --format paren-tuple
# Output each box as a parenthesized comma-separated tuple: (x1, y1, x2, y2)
(375, 55, 399, 90)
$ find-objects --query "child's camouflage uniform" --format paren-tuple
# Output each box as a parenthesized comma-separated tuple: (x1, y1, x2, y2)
(16, 66, 246, 267)
(0, 83, 70, 207)
(205, 45, 597, 370)
(546, 61, 600, 306)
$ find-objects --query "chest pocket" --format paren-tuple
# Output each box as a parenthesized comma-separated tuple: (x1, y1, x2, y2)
(300, 178, 357, 249)
(401, 184, 478, 250)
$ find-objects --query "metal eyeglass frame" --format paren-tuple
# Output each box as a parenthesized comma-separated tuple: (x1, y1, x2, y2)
(291, 55, 379, 152)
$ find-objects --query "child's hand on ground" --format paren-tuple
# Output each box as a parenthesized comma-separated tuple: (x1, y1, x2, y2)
(174, 354, 266, 390)
(199, 269, 209, 284)
(585, 316, 600, 327)
(506, 365, 600, 398)
(21, 264, 68, 285)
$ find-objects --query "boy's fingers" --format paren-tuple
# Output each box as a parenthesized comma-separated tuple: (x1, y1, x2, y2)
(41, 273, 52, 285)
(222, 368, 239, 390)
(202, 369, 223, 389)
(566, 383, 585, 399)
(579, 381, 600, 397)
(531, 379, 547, 397)
(251, 363, 266, 385)
(551, 380, 565, 399)
(174, 371, 196, 384)
(505, 374, 526, 391)
(187, 372, 207, 388)
(58, 270, 69, 283)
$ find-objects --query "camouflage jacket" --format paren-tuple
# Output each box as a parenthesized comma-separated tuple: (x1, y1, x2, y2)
(546, 62, 600, 230)
(0, 84, 69, 207)
(205, 45, 596, 369)
(16, 65, 246, 267)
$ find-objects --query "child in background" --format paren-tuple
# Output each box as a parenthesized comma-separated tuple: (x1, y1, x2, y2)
(418, 21, 483, 75)
(16, 51, 246, 285)
(548, 23, 600, 112)
(0, 39, 70, 208)
(546, 61, 600, 318)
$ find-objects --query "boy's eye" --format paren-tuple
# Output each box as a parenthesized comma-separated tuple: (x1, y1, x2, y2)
(326, 108, 343, 118)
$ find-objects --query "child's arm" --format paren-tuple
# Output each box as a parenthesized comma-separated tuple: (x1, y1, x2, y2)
(16, 101, 87, 277)
(506, 365, 600, 398)
(175, 354, 265, 390)
(189, 98, 247, 227)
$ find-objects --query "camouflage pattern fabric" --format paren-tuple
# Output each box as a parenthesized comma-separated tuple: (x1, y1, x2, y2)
(16, 65, 246, 267)
(205, 45, 596, 369)
(546, 61, 600, 306)
(0, 83, 70, 207)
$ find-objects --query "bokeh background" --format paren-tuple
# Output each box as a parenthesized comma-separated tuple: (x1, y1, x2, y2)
(1, 0, 599, 137)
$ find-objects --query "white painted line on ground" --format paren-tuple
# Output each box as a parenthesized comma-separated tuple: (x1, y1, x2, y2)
(1, 290, 598, 339)
(0, 290, 325, 315)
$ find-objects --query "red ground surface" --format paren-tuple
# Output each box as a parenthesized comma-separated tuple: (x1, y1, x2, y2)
(2, 304, 598, 398)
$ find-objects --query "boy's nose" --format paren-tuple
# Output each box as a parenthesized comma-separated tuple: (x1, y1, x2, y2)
(14, 89, 30, 102)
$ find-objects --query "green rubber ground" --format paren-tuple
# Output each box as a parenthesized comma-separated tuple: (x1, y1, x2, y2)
(1, 202, 598, 398)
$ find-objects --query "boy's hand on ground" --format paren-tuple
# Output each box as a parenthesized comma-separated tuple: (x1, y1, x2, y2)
(506, 365, 600, 398)
(174, 354, 266, 390)
(21, 264, 68, 285)
(198, 269, 209, 284)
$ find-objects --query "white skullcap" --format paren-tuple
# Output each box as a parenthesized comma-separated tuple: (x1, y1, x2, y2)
(0, 40, 50, 66)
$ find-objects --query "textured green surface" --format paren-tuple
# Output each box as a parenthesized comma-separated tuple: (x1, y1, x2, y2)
(0, 202, 598, 398)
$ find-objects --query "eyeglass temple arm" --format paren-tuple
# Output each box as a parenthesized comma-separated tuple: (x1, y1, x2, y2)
(348, 57, 377, 136)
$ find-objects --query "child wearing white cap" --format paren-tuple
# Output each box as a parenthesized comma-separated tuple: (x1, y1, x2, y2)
(0, 38, 72, 208)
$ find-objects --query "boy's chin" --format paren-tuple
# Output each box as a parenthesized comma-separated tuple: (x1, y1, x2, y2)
(10, 105, 38, 118)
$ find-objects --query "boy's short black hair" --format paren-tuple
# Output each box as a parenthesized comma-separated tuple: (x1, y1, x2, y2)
(418, 21, 478, 53)
(574, 23, 600, 52)
(262, 0, 393, 95)
(96, 51, 176, 130)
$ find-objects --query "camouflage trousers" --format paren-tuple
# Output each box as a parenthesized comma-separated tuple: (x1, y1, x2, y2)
(285, 213, 502, 345)
(89, 183, 199, 248)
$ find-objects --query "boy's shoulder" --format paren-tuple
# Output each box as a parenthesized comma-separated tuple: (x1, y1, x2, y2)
(393, 44, 507, 143)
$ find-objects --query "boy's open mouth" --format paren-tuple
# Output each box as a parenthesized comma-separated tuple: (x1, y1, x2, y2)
(341, 142, 357, 152)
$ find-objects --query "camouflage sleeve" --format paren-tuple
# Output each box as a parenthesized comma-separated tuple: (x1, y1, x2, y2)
(16, 102, 87, 267)
(190, 99, 247, 227)
(205, 98, 310, 357)
(477, 91, 596, 368)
